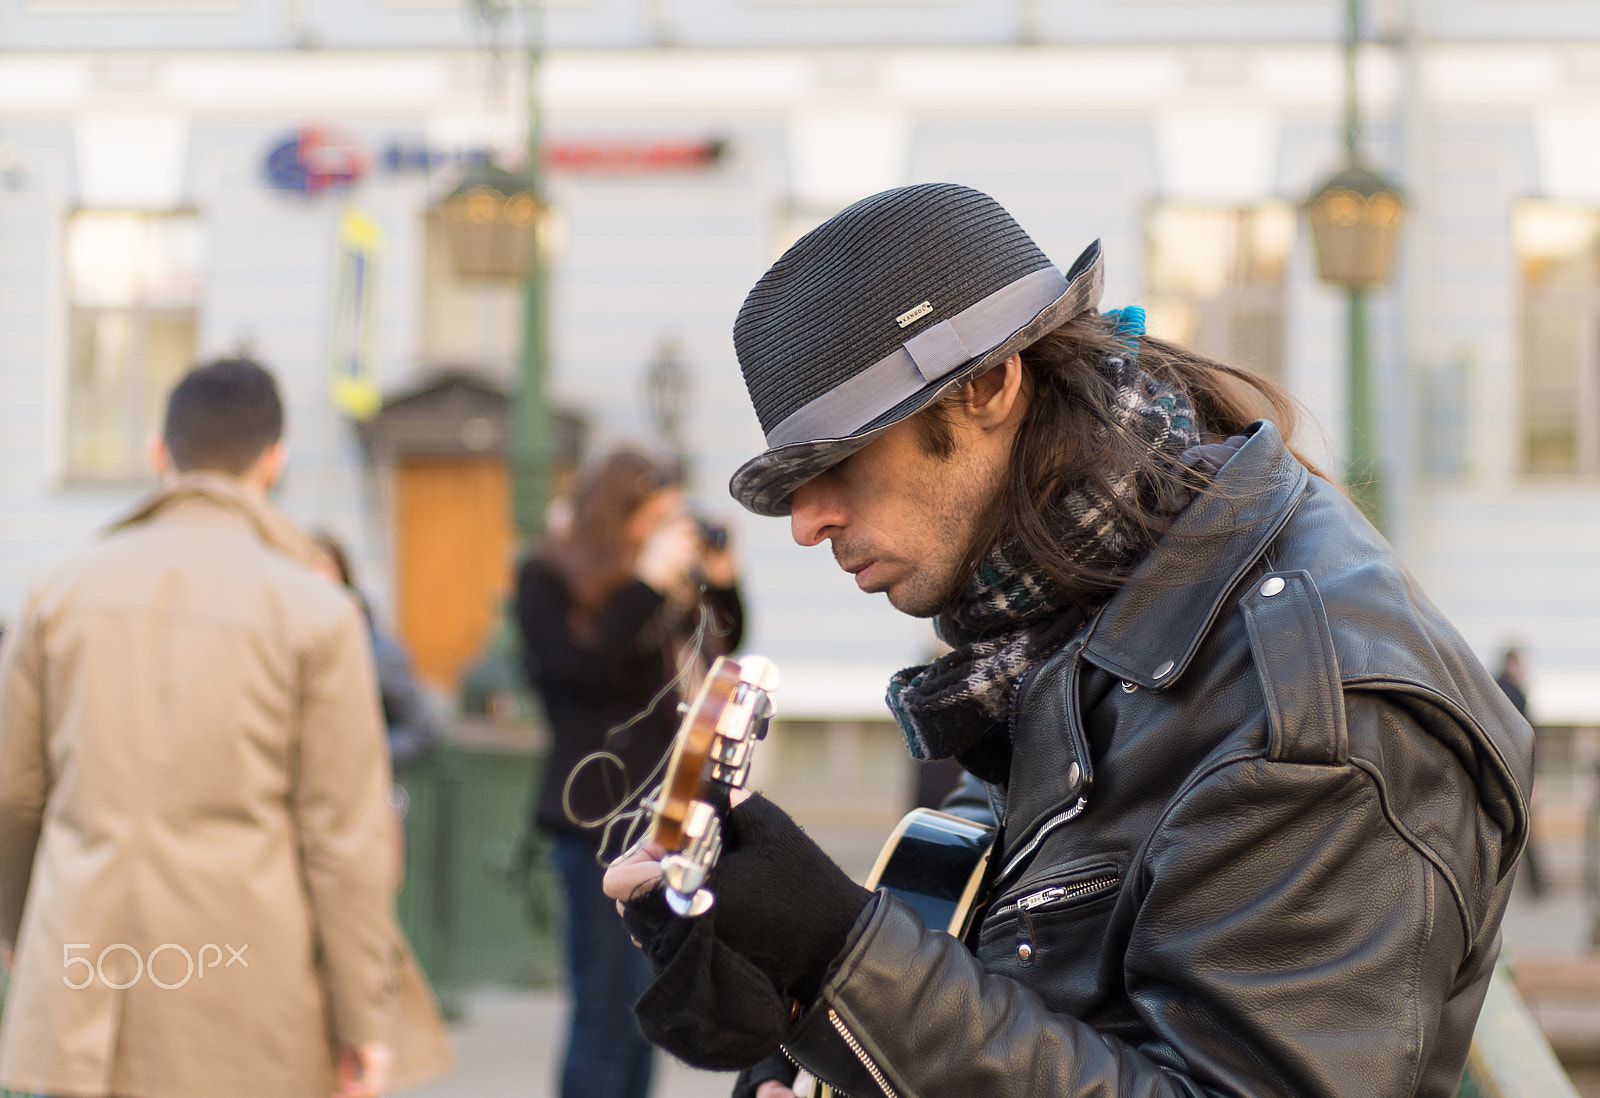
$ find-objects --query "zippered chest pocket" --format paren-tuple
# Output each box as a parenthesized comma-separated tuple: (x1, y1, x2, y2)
(978, 859, 1124, 988)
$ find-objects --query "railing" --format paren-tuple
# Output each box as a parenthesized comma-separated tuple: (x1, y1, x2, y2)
(1459, 960, 1582, 1098)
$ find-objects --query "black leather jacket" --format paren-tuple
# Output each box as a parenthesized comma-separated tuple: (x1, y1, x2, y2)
(785, 421, 1533, 1098)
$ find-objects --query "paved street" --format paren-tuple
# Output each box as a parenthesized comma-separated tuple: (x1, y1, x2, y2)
(407, 984, 737, 1098)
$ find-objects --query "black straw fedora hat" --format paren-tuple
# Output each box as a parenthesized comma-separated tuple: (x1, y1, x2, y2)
(729, 182, 1105, 516)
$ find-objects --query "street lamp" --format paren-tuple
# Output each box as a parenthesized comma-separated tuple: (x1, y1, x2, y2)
(437, 161, 542, 281)
(456, 0, 553, 539)
(1305, 167, 1404, 289)
(1304, 0, 1405, 535)
(645, 336, 689, 477)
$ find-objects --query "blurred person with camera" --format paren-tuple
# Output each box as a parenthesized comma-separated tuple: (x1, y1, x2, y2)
(516, 448, 743, 1098)
(0, 358, 398, 1098)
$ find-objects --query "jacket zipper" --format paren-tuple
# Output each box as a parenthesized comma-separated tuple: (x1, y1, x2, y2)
(828, 1008, 900, 1098)
(997, 796, 1087, 883)
(782, 1014, 900, 1098)
(1011, 871, 1120, 963)
(994, 632, 1094, 869)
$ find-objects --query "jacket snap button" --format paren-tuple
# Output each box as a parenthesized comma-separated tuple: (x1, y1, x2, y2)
(1067, 762, 1082, 786)
(1120, 680, 1138, 693)
(1260, 576, 1285, 597)
(1153, 660, 1175, 680)
(1017, 942, 1034, 961)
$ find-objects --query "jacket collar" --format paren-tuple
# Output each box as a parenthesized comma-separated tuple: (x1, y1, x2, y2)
(1082, 420, 1309, 690)
(107, 472, 324, 570)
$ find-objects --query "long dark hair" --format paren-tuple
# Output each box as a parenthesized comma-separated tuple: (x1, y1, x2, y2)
(933, 312, 1328, 614)
(541, 449, 676, 627)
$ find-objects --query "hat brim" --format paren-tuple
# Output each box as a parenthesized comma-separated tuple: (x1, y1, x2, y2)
(729, 240, 1105, 517)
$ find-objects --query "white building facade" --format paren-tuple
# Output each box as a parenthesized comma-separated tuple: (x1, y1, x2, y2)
(5, 0, 1600, 729)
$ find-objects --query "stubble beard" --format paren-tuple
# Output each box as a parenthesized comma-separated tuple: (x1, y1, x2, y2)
(887, 466, 1005, 620)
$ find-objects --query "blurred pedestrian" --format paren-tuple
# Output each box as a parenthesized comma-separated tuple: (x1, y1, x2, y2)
(1497, 645, 1545, 897)
(313, 533, 443, 780)
(516, 449, 743, 1098)
(0, 358, 398, 1098)
(310, 533, 455, 1088)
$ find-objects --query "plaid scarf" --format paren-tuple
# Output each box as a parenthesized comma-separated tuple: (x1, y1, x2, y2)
(886, 353, 1201, 780)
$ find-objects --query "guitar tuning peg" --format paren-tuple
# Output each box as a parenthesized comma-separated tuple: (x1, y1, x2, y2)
(666, 887, 715, 917)
(735, 655, 780, 693)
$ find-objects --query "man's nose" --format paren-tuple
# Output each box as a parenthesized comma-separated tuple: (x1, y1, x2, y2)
(789, 478, 840, 547)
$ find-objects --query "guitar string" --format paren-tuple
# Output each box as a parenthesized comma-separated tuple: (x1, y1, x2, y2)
(558, 594, 728, 865)
(559, 599, 709, 832)
(592, 598, 721, 863)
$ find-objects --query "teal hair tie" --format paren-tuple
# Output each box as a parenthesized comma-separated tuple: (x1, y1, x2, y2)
(1103, 305, 1146, 338)
(1102, 305, 1146, 361)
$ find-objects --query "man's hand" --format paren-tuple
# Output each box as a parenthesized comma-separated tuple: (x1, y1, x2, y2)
(703, 795, 871, 1004)
(603, 839, 669, 913)
(602, 791, 753, 914)
(333, 1041, 393, 1098)
(607, 793, 869, 1006)
(757, 1081, 798, 1098)
(636, 514, 701, 598)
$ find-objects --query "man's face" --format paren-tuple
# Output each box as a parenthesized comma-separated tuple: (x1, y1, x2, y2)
(789, 408, 1008, 618)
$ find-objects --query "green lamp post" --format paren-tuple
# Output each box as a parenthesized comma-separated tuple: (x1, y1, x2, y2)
(1304, 0, 1405, 535)
(444, 2, 553, 541)
(512, 0, 553, 540)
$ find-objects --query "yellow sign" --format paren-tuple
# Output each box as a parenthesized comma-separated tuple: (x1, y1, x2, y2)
(329, 207, 383, 420)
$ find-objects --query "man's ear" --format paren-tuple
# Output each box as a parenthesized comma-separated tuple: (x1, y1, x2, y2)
(963, 354, 1026, 431)
(149, 435, 175, 481)
(249, 440, 288, 493)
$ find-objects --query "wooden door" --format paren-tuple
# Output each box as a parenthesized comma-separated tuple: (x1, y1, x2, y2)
(396, 457, 514, 690)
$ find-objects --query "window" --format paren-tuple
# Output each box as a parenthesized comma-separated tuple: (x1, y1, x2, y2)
(1515, 200, 1600, 476)
(1143, 201, 1295, 381)
(65, 211, 203, 483)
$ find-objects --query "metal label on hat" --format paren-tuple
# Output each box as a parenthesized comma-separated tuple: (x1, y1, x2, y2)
(896, 300, 933, 328)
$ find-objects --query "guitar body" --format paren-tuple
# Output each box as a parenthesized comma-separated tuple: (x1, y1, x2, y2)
(808, 807, 995, 1098)
(863, 808, 995, 936)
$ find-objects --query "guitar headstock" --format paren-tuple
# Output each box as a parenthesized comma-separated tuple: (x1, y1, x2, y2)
(646, 654, 780, 916)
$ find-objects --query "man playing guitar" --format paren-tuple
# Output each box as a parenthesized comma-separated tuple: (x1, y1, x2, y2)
(605, 183, 1533, 1098)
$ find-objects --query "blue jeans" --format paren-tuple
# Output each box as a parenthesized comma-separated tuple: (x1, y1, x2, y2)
(553, 832, 655, 1098)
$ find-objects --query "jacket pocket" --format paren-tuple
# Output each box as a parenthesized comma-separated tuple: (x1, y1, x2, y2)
(979, 859, 1122, 974)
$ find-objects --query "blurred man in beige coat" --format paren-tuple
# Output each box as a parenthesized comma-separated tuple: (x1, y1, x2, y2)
(0, 358, 397, 1098)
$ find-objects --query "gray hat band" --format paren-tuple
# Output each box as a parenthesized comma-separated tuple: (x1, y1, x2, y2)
(764, 265, 1068, 448)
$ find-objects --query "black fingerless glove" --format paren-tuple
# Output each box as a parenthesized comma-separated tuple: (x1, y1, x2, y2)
(626, 891, 793, 1071)
(621, 886, 694, 971)
(620, 794, 874, 1071)
(713, 793, 873, 1003)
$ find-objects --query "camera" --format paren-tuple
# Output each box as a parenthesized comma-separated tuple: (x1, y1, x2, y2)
(694, 515, 728, 553)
